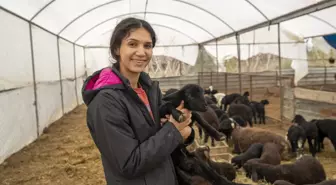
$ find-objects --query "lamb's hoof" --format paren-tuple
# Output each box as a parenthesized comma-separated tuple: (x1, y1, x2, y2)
(219, 135, 226, 141)
(178, 115, 185, 122)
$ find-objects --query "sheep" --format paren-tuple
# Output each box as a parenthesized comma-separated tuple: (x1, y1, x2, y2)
(160, 84, 226, 141)
(312, 118, 336, 151)
(196, 106, 222, 147)
(286, 123, 307, 158)
(250, 99, 269, 124)
(214, 93, 226, 107)
(172, 147, 251, 185)
(218, 115, 248, 142)
(230, 143, 264, 169)
(248, 155, 326, 185)
(220, 91, 249, 111)
(193, 145, 237, 181)
(230, 125, 291, 160)
(228, 104, 254, 127)
(243, 142, 282, 177)
(292, 115, 319, 157)
(165, 88, 179, 96)
(274, 179, 336, 185)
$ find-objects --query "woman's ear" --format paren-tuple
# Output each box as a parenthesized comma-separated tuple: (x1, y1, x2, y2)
(114, 48, 120, 56)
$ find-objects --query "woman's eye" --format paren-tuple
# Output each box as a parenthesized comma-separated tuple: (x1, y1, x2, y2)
(128, 42, 137, 47)
(145, 44, 152, 49)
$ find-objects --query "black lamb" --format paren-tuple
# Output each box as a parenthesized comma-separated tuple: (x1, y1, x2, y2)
(292, 114, 319, 157)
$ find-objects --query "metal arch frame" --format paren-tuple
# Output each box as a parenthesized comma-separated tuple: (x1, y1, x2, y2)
(74, 11, 216, 43)
(30, 0, 56, 21)
(57, 0, 123, 35)
(308, 14, 336, 30)
(88, 23, 198, 47)
(244, 0, 269, 21)
(200, 0, 336, 45)
(144, 0, 149, 20)
(173, 0, 235, 31)
(55, 0, 225, 36)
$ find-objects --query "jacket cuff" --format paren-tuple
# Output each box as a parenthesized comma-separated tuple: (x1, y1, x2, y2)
(183, 127, 195, 147)
(163, 121, 184, 145)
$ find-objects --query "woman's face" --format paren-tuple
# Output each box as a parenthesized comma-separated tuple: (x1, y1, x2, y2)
(117, 27, 153, 74)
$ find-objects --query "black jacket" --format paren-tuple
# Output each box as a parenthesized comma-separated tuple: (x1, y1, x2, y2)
(82, 66, 184, 185)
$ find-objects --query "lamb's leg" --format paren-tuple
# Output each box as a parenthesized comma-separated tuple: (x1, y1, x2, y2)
(192, 112, 225, 141)
(307, 138, 316, 157)
(211, 137, 215, 147)
(248, 119, 253, 127)
(196, 124, 203, 140)
(203, 132, 209, 145)
(262, 110, 266, 124)
(329, 136, 336, 151)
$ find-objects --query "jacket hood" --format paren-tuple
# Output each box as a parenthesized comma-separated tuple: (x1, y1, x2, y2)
(81, 66, 153, 105)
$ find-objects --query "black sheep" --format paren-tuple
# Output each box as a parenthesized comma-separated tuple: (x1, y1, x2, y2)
(173, 147, 250, 185)
(249, 99, 269, 124)
(231, 143, 264, 169)
(220, 91, 249, 111)
(286, 123, 306, 157)
(292, 115, 319, 157)
(193, 146, 237, 181)
(160, 84, 226, 141)
(228, 104, 253, 127)
(249, 155, 326, 184)
(219, 115, 247, 142)
(274, 179, 336, 185)
(312, 118, 336, 151)
(243, 142, 282, 177)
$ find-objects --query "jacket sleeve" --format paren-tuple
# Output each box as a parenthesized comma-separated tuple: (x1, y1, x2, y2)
(88, 91, 184, 179)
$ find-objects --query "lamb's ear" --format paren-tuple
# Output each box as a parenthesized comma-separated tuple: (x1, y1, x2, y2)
(162, 90, 181, 101)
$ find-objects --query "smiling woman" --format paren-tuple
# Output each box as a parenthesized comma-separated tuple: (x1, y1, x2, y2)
(81, 17, 194, 185)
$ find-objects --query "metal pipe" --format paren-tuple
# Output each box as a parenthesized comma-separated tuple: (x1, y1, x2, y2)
(277, 23, 283, 123)
(29, 23, 40, 137)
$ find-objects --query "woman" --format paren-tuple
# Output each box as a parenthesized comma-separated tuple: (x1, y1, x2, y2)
(81, 17, 194, 185)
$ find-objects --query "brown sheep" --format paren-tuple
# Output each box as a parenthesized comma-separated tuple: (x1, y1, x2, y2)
(274, 179, 336, 185)
(243, 142, 282, 177)
(193, 146, 237, 181)
(230, 125, 291, 160)
(249, 155, 326, 184)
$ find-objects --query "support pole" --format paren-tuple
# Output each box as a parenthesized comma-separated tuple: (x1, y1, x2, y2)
(73, 44, 79, 106)
(57, 37, 65, 115)
(83, 47, 88, 78)
(236, 33, 242, 94)
(29, 23, 40, 137)
(277, 23, 283, 123)
(216, 39, 219, 89)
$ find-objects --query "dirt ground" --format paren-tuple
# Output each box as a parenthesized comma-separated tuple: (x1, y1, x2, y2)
(0, 93, 335, 185)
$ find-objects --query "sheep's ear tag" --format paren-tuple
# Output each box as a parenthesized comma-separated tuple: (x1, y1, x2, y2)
(285, 134, 288, 141)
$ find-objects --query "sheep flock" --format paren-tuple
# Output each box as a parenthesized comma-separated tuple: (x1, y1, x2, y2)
(162, 84, 336, 185)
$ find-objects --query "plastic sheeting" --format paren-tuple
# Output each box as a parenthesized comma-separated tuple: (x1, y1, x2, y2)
(0, 8, 85, 164)
(1, 0, 335, 47)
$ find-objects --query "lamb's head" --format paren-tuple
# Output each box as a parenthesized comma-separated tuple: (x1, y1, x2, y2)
(291, 114, 306, 124)
(181, 84, 208, 112)
(329, 57, 335, 64)
(260, 99, 269, 105)
(243, 91, 250, 97)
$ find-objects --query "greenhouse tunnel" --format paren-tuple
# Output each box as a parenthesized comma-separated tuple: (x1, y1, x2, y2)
(1, 1, 336, 183)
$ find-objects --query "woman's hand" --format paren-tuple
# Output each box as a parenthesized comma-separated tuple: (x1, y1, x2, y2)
(160, 101, 193, 141)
